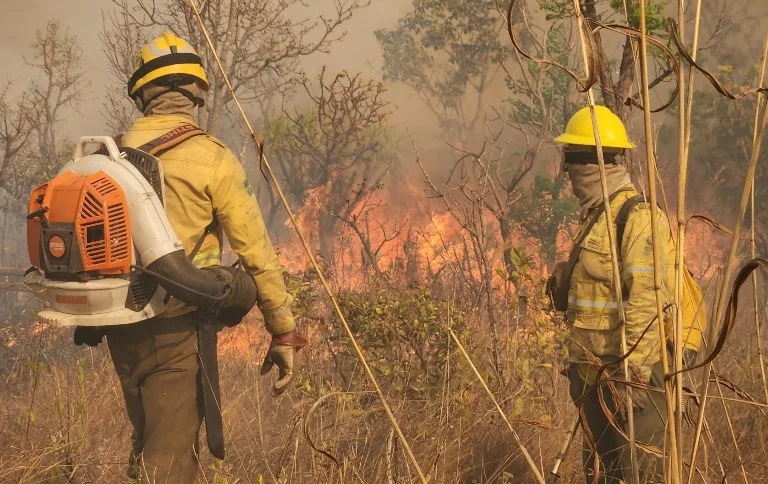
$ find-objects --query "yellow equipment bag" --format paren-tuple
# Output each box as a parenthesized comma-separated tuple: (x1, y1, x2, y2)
(680, 264, 706, 351)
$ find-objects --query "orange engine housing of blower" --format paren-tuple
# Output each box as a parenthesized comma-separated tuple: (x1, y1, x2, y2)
(27, 170, 133, 279)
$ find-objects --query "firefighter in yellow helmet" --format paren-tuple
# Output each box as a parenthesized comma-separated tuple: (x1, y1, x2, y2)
(89, 32, 304, 482)
(551, 106, 698, 483)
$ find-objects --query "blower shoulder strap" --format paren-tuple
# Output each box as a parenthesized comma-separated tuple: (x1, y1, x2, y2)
(189, 219, 219, 261)
(109, 124, 206, 157)
(111, 124, 212, 258)
(137, 123, 207, 157)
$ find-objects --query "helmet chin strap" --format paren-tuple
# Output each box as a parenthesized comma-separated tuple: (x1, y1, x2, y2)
(137, 85, 205, 112)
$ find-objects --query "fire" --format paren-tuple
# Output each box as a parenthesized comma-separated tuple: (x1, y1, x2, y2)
(271, 172, 515, 291)
(263, 164, 729, 301)
(677, 217, 729, 282)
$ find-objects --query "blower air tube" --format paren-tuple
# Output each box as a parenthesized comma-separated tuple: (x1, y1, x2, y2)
(141, 250, 257, 326)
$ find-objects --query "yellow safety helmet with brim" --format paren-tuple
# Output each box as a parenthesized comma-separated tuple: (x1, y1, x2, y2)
(128, 32, 208, 107)
(555, 105, 635, 149)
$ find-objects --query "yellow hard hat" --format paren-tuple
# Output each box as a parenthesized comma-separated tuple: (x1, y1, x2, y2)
(554, 106, 635, 149)
(128, 32, 208, 99)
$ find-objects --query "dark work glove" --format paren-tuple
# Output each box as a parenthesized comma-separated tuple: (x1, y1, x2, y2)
(202, 265, 258, 327)
(74, 326, 106, 347)
(260, 331, 308, 396)
(683, 348, 698, 367)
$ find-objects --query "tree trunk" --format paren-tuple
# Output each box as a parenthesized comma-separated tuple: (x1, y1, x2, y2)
(582, 0, 640, 180)
(499, 217, 517, 278)
(0, 206, 8, 266)
(581, 0, 616, 111)
(318, 211, 337, 263)
(403, 233, 420, 288)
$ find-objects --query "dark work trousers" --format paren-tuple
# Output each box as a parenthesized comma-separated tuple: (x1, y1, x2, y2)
(107, 314, 205, 483)
(567, 363, 667, 483)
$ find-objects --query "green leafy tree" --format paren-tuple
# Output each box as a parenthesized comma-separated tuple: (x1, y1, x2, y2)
(375, 0, 508, 141)
(339, 287, 469, 395)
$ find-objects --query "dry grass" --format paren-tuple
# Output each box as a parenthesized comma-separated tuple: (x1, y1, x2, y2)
(2, 272, 768, 483)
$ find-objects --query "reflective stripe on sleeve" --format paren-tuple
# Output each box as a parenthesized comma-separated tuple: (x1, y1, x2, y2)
(193, 250, 222, 267)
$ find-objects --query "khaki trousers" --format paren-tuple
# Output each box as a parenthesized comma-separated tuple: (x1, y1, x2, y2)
(567, 363, 667, 483)
(107, 314, 204, 483)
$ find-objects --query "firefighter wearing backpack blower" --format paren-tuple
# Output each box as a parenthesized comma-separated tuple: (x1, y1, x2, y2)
(74, 33, 306, 483)
(548, 106, 706, 483)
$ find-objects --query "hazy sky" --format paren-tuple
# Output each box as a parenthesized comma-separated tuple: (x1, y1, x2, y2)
(0, 0, 414, 139)
(0, 0, 111, 136)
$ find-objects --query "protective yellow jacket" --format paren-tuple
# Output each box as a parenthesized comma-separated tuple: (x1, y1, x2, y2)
(122, 114, 296, 335)
(567, 187, 674, 381)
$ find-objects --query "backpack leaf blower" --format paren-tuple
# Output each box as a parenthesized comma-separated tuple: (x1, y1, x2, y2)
(24, 136, 256, 327)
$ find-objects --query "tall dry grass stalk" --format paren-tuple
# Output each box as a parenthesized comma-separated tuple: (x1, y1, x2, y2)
(671, 0, 705, 480)
(636, 1, 680, 482)
(750, 35, 768, 409)
(184, 1, 428, 481)
(687, 54, 768, 484)
(675, 1, 702, 480)
(569, 0, 640, 480)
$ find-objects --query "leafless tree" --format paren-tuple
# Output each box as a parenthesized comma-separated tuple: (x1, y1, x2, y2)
(3, 21, 86, 207)
(101, 0, 369, 136)
(0, 85, 31, 191)
(100, 7, 145, 134)
(413, 136, 508, 381)
(26, 22, 87, 181)
(0, 21, 85, 266)
(0, 85, 31, 263)
(269, 68, 395, 261)
(332, 181, 408, 279)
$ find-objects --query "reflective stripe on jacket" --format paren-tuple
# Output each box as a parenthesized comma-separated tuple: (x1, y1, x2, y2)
(122, 114, 295, 334)
(567, 187, 674, 381)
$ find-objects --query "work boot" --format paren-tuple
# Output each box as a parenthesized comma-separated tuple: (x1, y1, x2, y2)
(127, 449, 139, 482)
(127, 432, 142, 482)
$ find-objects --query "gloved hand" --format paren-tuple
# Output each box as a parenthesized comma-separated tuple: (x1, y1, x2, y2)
(73, 326, 106, 347)
(683, 348, 698, 367)
(260, 331, 308, 396)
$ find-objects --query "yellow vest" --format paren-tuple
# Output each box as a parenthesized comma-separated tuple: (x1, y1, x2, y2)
(567, 188, 706, 379)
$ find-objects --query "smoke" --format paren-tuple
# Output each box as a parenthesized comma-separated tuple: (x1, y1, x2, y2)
(0, 0, 422, 140)
(297, 1, 438, 135)
(0, 0, 110, 137)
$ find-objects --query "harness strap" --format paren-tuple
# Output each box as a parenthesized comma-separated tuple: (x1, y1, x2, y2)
(136, 123, 206, 157)
(548, 188, 634, 312)
(615, 194, 646, 255)
(188, 219, 219, 261)
(567, 187, 635, 270)
(131, 125, 216, 301)
(119, 123, 215, 262)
